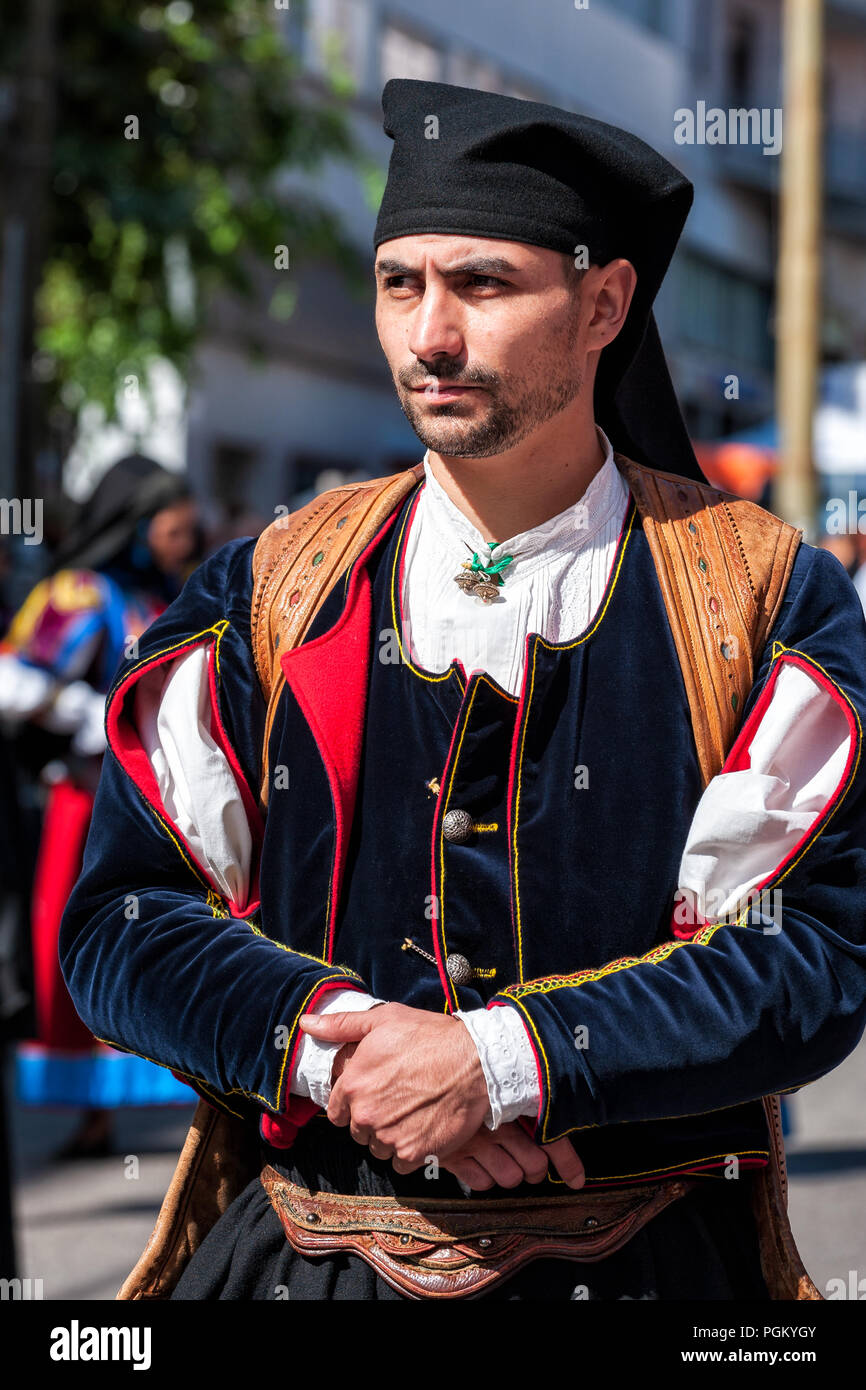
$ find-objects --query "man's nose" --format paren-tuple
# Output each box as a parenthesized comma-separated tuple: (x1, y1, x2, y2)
(407, 285, 464, 362)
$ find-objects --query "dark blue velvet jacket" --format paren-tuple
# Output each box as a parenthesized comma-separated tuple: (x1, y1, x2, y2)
(59, 477, 866, 1186)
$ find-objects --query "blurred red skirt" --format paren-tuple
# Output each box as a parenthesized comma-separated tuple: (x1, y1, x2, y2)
(31, 776, 95, 1050)
(17, 775, 192, 1107)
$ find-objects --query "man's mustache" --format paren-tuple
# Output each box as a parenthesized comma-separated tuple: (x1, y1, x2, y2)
(397, 362, 500, 390)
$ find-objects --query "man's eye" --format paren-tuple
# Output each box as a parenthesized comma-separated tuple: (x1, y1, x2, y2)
(469, 275, 504, 288)
(385, 275, 416, 290)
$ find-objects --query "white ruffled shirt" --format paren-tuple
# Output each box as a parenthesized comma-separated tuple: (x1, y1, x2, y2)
(128, 430, 852, 1132)
(401, 431, 629, 696)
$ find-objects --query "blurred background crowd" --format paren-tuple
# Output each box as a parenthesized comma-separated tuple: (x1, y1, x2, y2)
(0, 0, 865, 1299)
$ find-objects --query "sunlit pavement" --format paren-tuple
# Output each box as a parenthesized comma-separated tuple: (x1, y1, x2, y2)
(9, 1075, 194, 1301)
(785, 1039, 866, 1297)
(6, 1042, 866, 1301)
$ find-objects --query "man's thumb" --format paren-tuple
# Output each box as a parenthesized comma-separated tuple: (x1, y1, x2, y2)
(298, 1010, 377, 1041)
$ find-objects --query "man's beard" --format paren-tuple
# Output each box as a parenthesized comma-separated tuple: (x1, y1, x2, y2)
(394, 348, 584, 459)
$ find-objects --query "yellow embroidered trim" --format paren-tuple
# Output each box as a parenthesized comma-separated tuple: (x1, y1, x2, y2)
(107, 617, 228, 704)
(506, 996, 551, 1130)
(99, 621, 369, 1113)
(431, 673, 510, 1007)
(474, 821, 499, 833)
(511, 501, 636, 981)
(503, 921, 722, 1000)
(471, 677, 519, 706)
(545, 1150, 770, 1185)
(246, 920, 363, 976)
(433, 670, 525, 1005)
(207, 889, 229, 919)
(139, 796, 207, 889)
(503, 925, 743, 1141)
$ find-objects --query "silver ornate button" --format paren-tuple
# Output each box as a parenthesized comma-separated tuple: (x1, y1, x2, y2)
(443, 808, 474, 843)
(446, 953, 474, 985)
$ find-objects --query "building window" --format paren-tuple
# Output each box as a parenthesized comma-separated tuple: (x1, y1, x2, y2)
(380, 23, 442, 85)
(289, 453, 369, 506)
(212, 441, 259, 510)
(726, 12, 757, 109)
(447, 53, 503, 93)
(673, 252, 773, 372)
(305, 0, 372, 93)
(607, 0, 670, 38)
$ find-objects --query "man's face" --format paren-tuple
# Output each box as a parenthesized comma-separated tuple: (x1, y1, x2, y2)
(374, 234, 588, 458)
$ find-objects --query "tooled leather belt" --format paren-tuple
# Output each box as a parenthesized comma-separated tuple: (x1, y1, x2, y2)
(260, 1165, 698, 1299)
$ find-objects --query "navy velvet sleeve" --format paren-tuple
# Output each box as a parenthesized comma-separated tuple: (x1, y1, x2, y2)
(58, 538, 366, 1123)
(490, 543, 866, 1144)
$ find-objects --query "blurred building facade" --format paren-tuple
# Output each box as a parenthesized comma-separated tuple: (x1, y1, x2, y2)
(184, 0, 866, 523)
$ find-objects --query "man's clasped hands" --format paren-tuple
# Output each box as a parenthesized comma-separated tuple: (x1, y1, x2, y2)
(299, 1000, 585, 1191)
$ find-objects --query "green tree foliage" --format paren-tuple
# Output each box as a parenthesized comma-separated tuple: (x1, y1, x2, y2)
(8, 0, 365, 421)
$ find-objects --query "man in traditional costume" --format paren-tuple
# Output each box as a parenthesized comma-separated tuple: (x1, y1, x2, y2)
(60, 81, 866, 1301)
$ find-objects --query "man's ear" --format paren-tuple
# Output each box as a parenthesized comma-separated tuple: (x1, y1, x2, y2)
(584, 259, 637, 353)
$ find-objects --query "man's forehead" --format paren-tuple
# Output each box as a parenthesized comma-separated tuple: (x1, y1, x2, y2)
(374, 234, 553, 272)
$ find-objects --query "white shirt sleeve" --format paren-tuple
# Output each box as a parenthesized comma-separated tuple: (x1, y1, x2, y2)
(133, 644, 253, 906)
(0, 651, 58, 720)
(677, 659, 852, 922)
(290, 988, 384, 1109)
(454, 1005, 541, 1128)
(0, 652, 107, 752)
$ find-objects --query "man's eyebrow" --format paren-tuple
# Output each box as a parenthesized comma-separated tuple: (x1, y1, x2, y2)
(374, 255, 523, 278)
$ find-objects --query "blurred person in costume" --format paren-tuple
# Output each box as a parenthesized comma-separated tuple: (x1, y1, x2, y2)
(0, 455, 202, 1157)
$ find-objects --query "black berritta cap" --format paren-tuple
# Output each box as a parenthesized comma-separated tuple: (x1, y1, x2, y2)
(374, 79, 705, 481)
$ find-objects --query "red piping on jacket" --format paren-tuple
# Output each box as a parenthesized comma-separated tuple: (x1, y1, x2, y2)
(278, 507, 403, 962)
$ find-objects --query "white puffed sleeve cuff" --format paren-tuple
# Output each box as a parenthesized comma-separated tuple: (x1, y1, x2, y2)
(291, 988, 384, 1110)
(677, 659, 853, 920)
(454, 1005, 541, 1130)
